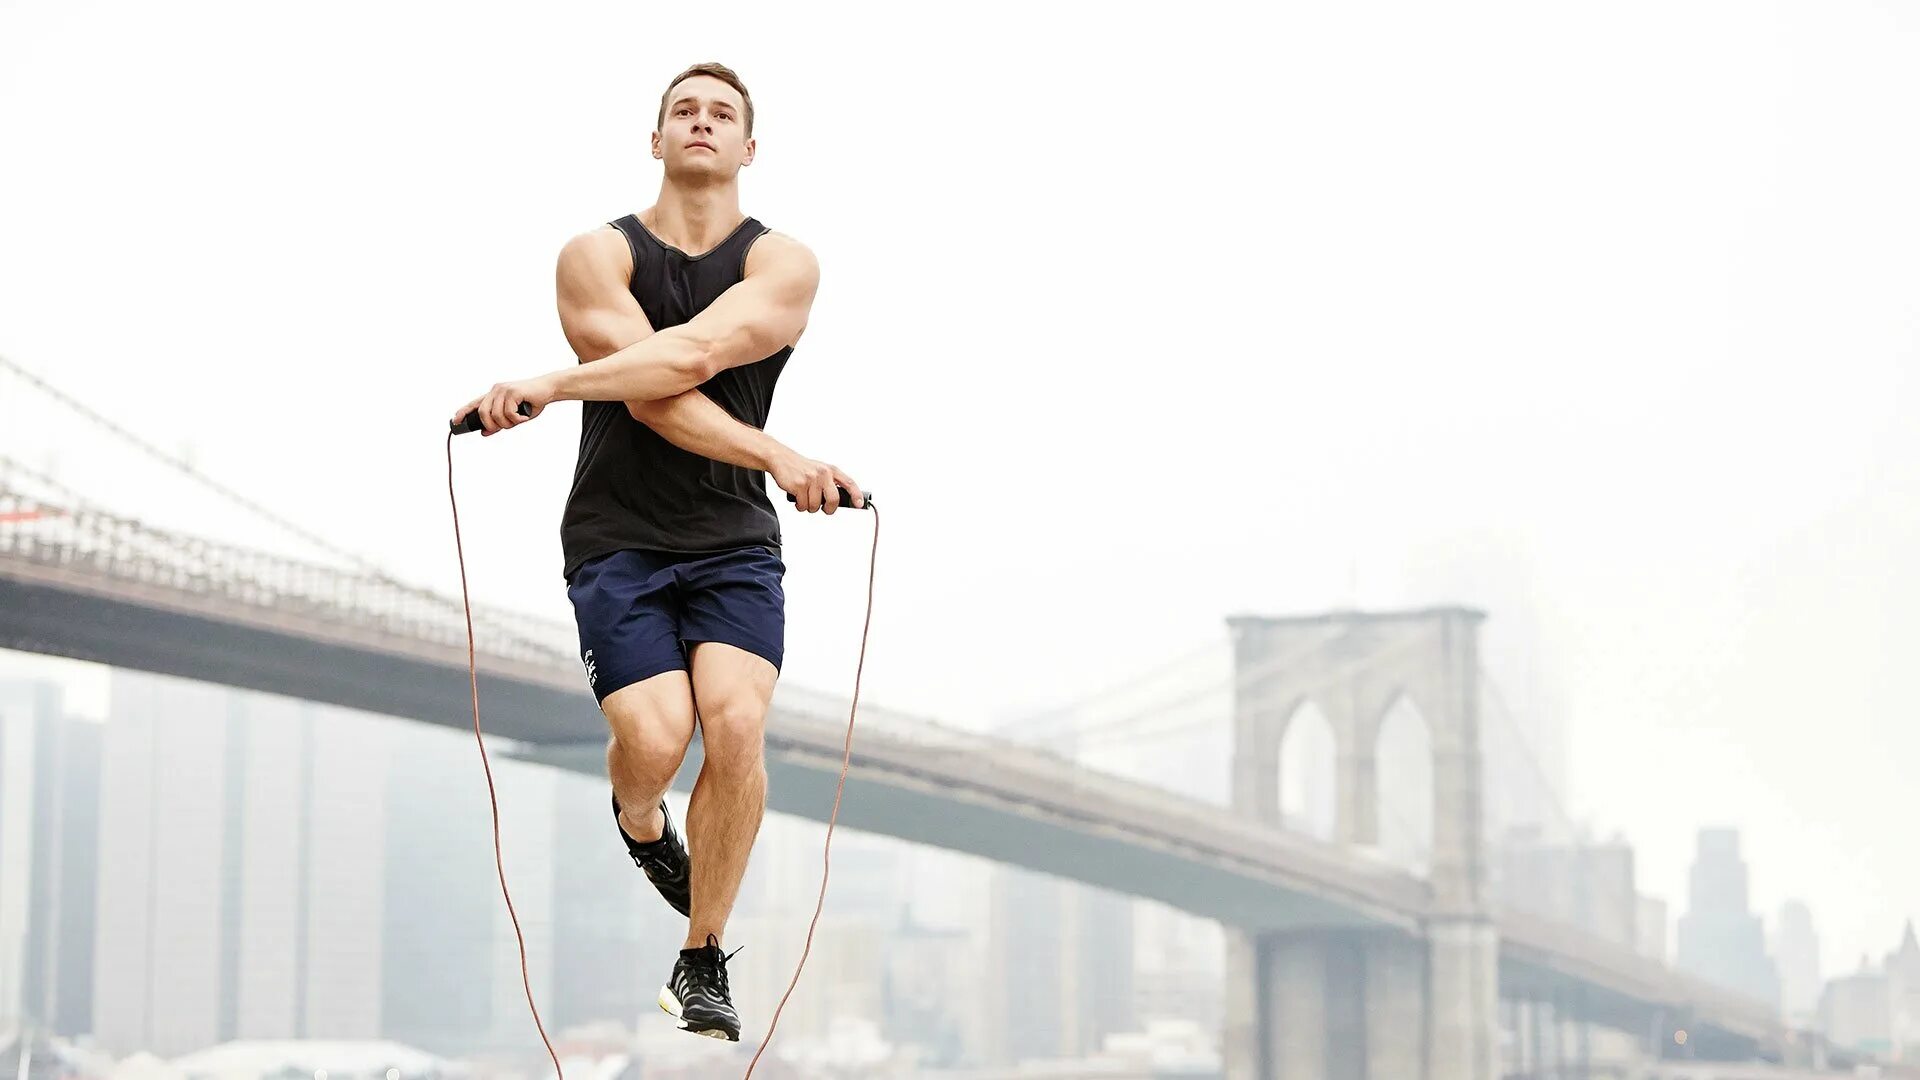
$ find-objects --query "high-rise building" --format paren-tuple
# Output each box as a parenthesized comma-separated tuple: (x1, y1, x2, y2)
(548, 771, 660, 1035)
(0, 681, 100, 1037)
(1888, 921, 1920, 1062)
(1822, 958, 1891, 1058)
(726, 909, 887, 1051)
(481, 763, 556, 1053)
(88, 670, 587, 1059)
(990, 867, 1068, 1065)
(988, 867, 1135, 1066)
(381, 720, 572, 1056)
(93, 671, 393, 1055)
(1675, 828, 1780, 1008)
(1492, 830, 1643, 1072)
(380, 721, 507, 1054)
(1132, 901, 1224, 1033)
(883, 920, 981, 1067)
(93, 672, 232, 1055)
(1811, 924, 1920, 1063)
(1068, 885, 1136, 1053)
(1498, 831, 1638, 947)
(1773, 901, 1822, 1024)
(1637, 895, 1669, 963)
(301, 705, 391, 1040)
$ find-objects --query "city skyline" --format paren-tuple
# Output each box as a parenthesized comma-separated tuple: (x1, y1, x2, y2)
(0, 668, 1196, 1069)
(0, 638, 1910, 1073)
(6, 637, 1914, 978)
(4, 0, 1917, 1074)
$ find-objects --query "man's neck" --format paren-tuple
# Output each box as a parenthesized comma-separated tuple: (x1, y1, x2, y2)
(645, 183, 746, 256)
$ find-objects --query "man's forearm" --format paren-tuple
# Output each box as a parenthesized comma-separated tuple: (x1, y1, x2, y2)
(565, 319, 786, 471)
(631, 392, 793, 473)
(551, 326, 712, 404)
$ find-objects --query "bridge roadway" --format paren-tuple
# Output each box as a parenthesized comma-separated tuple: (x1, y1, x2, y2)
(0, 548, 1791, 1059)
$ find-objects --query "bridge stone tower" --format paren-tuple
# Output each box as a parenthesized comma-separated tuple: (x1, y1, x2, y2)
(1223, 608, 1497, 1080)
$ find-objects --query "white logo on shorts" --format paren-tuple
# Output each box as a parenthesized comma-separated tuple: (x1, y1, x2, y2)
(583, 649, 598, 687)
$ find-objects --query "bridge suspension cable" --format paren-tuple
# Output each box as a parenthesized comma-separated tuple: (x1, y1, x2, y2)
(0, 352, 396, 578)
(1061, 624, 1428, 749)
(992, 634, 1228, 739)
(1479, 665, 1582, 840)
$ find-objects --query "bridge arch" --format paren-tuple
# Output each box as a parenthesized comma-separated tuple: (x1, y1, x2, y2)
(1374, 691, 1434, 876)
(1277, 699, 1337, 841)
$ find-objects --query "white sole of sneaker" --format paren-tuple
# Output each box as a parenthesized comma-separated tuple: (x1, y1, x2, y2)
(657, 985, 739, 1042)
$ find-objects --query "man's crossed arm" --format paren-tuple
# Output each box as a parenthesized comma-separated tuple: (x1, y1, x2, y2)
(447, 225, 860, 512)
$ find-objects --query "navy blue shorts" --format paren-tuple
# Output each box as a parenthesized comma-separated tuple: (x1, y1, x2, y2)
(565, 546, 786, 703)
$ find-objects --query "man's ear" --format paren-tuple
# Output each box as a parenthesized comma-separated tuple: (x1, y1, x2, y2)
(651, 130, 663, 160)
(742, 136, 756, 167)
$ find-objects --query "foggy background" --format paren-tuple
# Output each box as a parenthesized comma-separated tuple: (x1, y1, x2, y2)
(2, 0, 1917, 1076)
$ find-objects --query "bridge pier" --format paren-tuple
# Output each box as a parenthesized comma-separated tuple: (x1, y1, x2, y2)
(1225, 928, 1426, 1080)
(1426, 916, 1500, 1079)
(1226, 923, 1489, 1080)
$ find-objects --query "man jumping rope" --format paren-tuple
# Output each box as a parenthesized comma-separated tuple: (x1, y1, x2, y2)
(450, 61, 865, 1042)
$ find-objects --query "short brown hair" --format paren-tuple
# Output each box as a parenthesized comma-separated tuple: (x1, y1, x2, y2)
(656, 62, 755, 137)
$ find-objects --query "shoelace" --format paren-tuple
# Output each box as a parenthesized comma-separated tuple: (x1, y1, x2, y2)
(636, 846, 682, 878)
(688, 934, 744, 997)
(625, 807, 684, 877)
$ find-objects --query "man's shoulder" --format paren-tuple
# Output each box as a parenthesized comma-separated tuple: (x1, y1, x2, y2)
(744, 227, 817, 282)
(559, 222, 637, 282)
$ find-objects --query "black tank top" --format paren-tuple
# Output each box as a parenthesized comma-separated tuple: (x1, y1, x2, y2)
(558, 214, 790, 579)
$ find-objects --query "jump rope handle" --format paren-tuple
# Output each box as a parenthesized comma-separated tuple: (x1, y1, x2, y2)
(787, 485, 874, 510)
(451, 402, 532, 434)
(450, 406, 871, 509)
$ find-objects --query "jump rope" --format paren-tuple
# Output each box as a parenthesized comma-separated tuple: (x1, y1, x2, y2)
(448, 402, 879, 1078)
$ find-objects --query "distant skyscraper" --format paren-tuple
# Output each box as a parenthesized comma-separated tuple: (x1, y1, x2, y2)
(1675, 828, 1780, 1009)
(380, 721, 500, 1054)
(290, 698, 389, 1040)
(481, 763, 556, 1053)
(548, 771, 659, 1034)
(1773, 901, 1822, 1024)
(1132, 901, 1224, 1032)
(1812, 923, 1920, 1062)
(93, 672, 231, 1055)
(991, 867, 1066, 1065)
(93, 671, 392, 1055)
(381, 721, 567, 1057)
(0, 681, 100, 1037)
(1637, 895, 1669, 963)
(989, 867, 1135, 1065)
(1821, 957, 1892, 1057)
(1498, 831, 1638, 947)
(1066, 885, 1136, 1053)
(390, 716, 716, 1055)
(1888, 921, 1920, 1062)
(884, 920, 978, 1067)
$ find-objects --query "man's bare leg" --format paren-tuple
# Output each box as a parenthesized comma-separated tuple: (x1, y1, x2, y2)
(684, 641, 777, 948)
(602, 671, 697, 843)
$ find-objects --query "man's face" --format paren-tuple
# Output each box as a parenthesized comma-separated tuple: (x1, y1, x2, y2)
(653, 75, 754, 180)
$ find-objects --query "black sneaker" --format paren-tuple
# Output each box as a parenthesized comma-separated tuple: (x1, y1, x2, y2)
(613, 792, 691, 918)
(658, 933, 743, 1041)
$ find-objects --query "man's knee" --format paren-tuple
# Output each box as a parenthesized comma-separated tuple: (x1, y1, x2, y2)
(607, 730, 690, 788)
(698, 695, 768, 777)
(603, 678, 696, 783)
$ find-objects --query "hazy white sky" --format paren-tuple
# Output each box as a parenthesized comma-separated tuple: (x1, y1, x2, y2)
(3, 0, 1916, 974)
